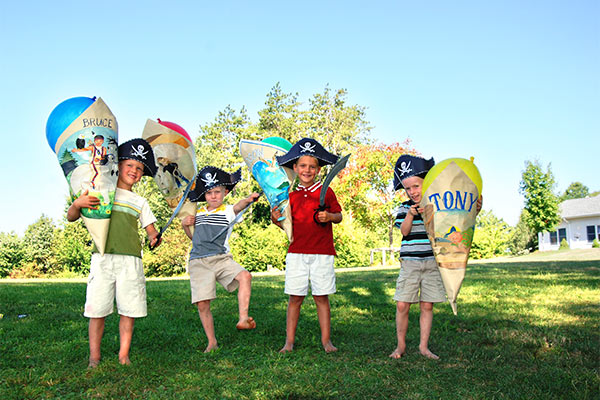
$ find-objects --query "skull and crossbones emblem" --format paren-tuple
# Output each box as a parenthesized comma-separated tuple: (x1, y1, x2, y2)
(201, 172, 219, 186)
(299, 142, 316, 153)
(131, 145, 148, 160)
(399, 161, 412, 177)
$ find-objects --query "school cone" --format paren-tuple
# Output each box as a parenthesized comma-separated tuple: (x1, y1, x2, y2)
(420, 157, 482, 315)
(46, 97, 119, 255)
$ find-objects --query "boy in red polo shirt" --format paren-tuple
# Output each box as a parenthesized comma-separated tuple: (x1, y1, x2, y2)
(271, 138, 342, 353)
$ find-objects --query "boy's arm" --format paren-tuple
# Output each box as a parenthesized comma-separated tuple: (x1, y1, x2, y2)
(233, 192, 260, 214)
(66, 190, 100, 222)
(181, 215, 195, 240)
(145, 223, 161, 248)
(476, 195, 483, 215)
(399, 205, 418, 237)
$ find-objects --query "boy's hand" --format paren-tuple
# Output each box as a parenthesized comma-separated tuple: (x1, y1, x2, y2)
(409, 204, 422, 216)
(316, 211, 330, 223)
(74, 190, 100, 210)
(271, 207, 283, 225)
(248, 192, 261, 203)
(149, 234, 162, 248)
(182, 215, 195, 227)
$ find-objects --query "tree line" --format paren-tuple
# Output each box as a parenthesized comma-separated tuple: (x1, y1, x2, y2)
(1, 84, 596, 278)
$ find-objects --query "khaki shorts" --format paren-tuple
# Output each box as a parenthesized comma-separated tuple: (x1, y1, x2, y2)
(188, 253, 245, 303)
(393, 258, 446, 303)
(285, 253, 336, 296)
(84, 253, 147, 318)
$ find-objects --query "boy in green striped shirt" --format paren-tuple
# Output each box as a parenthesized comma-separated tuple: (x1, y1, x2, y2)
(68, 138, 160, 368)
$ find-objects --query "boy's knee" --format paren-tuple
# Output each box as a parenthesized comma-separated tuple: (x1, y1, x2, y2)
(396, 302, 410, 314)
(196, 300, 211, 312)
(420, 302, 434, 312)
(236, 270, 251, 283)
(289, 295, 305, 306)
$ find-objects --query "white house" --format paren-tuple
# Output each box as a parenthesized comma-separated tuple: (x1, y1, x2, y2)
(539, 196, 600, 251)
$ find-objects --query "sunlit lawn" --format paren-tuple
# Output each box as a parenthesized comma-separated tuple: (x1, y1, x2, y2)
(1, 253, 598, 399)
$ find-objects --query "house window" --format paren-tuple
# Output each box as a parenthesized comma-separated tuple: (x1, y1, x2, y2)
(558, 228, 567, 243)
(587, 226, 596, 242)
(550, 231, 558, 245)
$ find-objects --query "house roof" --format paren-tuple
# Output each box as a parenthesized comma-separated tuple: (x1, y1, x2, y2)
(560, 195, 600, 219)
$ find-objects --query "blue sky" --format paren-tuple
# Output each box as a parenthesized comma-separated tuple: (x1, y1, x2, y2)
(1, 1, 598, 234)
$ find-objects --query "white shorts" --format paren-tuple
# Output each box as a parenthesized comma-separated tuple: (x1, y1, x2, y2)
(84, 253, 147, 318)
(285, 253, 336, 296)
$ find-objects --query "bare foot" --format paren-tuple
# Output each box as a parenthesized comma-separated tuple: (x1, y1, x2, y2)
(236, 317, 256, 330)
(279, 342, 294, 353)
(323, 341, 338, 353)
(204, 343, 219, 353)
(389, 348, 405, 359)
(118, 357, 131, 365)
(419, 347, 439, 360)
(87, 358, 100, 369)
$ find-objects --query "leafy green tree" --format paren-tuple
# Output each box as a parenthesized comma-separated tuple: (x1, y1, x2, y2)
(471, 211, 513, 259)
(560, 181, 590, 201)
(303, 86, 372, 155)
(0, 232, 25, 277)
(519, 160, 561, 241)
(257, 83, 304, 141)
(336, 142, 415, 247)
(22, 215, 56, 273)
(508, 209, 537, 255)
(52, 220, 92, 274)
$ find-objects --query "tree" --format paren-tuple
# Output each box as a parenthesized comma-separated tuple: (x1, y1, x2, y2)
(52, 220, 92, 273)
(0, 232, 25, 277)
(22, 215, 56, 273)
(519, 160, 561, 241)
(561, 182, 590, 201)
(336, 141, 416, 247)
(471, 211, 513, 259)
(508, 209, 536, 255)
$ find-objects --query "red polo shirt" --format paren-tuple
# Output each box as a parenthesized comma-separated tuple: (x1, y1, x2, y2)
(288, 182, 342, 256)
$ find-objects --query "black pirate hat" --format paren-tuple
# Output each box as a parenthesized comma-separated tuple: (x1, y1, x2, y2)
(188, 166, 242, 202)
(276, 138, 339, 169)
(118, 138, 158, 177)
(393, 154, 435, 191)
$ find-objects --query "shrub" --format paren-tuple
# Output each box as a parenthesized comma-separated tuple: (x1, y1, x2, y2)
(22, 215, 56, 274)
(593, 239, 600, 248)
(51, 221, 92, 274)
(230, 223, 288, 272)
(0, 232, 25, 277)
(143, 224, 190, 277)
(559, 238, 570, 250)
(333, 216, 383, 268)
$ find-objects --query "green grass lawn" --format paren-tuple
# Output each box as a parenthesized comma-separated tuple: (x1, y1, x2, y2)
(1, 253, 598, 399)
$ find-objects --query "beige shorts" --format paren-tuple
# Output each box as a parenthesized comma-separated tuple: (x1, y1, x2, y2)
(393, 258, 446, 303)
(285, 253, 336, 296)
(188, 253, 245, 303)
(84, 253, 147, 318)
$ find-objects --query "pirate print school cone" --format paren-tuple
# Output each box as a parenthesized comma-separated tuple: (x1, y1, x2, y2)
(46, 96, 119, 255)
(239, 137, 296, 241)
(419, 157, 482, 315)
(142, 119, 197, 228)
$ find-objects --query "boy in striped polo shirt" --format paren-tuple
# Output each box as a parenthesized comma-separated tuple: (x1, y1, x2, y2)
(389, 154, 481, 360)
(182, 166, 260, 353)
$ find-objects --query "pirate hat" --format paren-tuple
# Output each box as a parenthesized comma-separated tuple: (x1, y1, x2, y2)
(118, 138, 158, 177)
(276, 138, 339, 169)
(393, 154, 435, 191)
(188, 166, 242, 202)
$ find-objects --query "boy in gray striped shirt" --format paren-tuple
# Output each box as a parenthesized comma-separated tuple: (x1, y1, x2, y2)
(389, 155, 481, 360)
